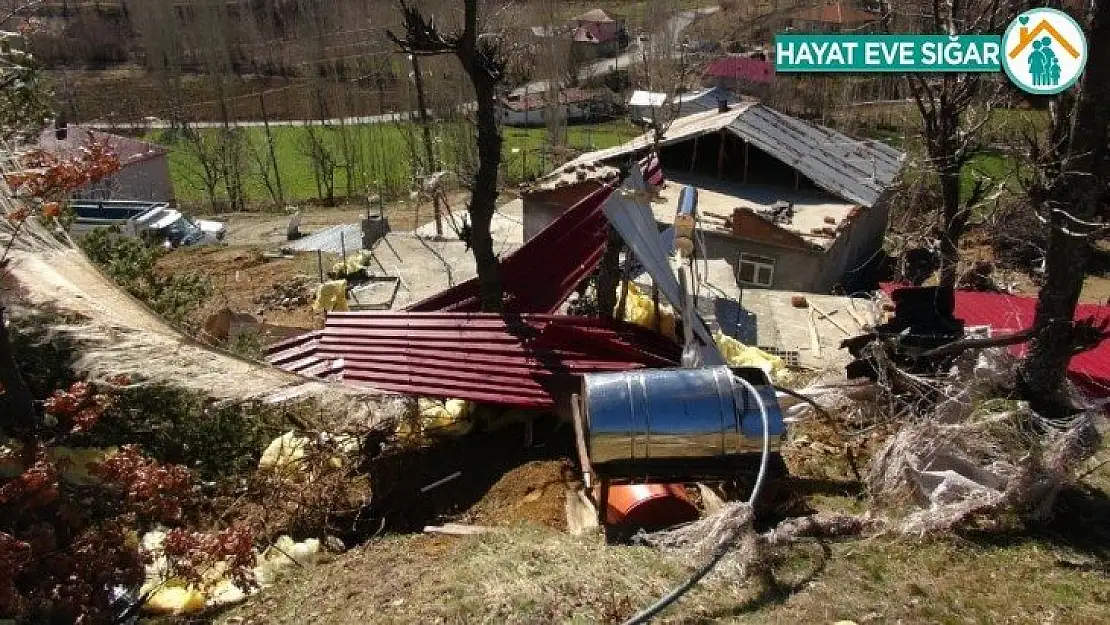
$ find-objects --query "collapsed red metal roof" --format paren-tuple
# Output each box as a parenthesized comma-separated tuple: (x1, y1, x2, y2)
(881, 284, 1110, 398)
(267, 169, 682, 407)
(266, 313, 680, 408)
(406, 182, 617, 314)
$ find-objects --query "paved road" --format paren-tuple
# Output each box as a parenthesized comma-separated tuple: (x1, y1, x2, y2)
(87, 6, 718, 131)
(86, 108, 460, 131)
(508, 6, 718, 98)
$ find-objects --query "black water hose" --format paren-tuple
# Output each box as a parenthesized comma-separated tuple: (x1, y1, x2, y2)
(620, 373, 772, 625)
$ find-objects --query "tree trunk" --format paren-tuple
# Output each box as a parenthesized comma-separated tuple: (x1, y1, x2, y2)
(1019, 231, 1091, 412)
(0, 307, 35, 436)
(412, 53, 443, 237)
(937, 170, 964, 292)
(1019, 1, 1110, 415)
(467, 69, 504, 313)
(596, 228, 623, 320)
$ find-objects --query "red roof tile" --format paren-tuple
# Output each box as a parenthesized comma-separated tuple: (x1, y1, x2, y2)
(881, 284, 1110, 398)
(37, 126, 168, 168)
(703, 57, 775, 84)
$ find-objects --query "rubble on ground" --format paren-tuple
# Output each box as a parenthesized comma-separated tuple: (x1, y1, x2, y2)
(253, 275, 314, 313)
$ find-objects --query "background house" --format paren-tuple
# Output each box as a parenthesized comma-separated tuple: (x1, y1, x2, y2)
(37, 124, 174, 203)
(569, 8, 628, 61)
(500, 88, 609, 127)
(628, 87, 742, 126)
(788, 2, 879, 32)
(550, 104, 906, 294)
(701, 56, 776, 96)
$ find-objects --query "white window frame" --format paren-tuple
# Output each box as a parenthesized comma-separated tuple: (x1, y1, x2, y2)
(738, 253, 776, 288)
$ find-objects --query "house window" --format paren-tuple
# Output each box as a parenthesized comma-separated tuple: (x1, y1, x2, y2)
(738, 253, 776, 288)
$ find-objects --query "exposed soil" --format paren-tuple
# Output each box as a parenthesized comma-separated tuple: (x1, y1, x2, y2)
(461, 459, 578, 531)
(155, 245, 323, 336)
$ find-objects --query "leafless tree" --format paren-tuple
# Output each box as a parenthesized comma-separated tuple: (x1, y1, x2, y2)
(248, 131, 283, 209)
(388, 0, 506, 312)
(300, 124, 339, 206)
(638, 0, 701, 147)
(894, 0, 1012, 293)
(179, 123, 226, 211)
(1018, 1, 1110, 416)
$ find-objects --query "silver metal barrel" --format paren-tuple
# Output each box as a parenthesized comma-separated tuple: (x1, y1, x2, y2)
(582, 366, 786, 467)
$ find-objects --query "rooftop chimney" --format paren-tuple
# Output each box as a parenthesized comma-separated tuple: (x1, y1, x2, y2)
(717, 98, 730, 113)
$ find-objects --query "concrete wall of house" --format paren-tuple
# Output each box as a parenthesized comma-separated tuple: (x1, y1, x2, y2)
(502, 102, 592, 127)
(814, 194, 892, 292)
(73, 156, 174, 203)
(694, 196, 891, 295)
(698, 230, 825, 292)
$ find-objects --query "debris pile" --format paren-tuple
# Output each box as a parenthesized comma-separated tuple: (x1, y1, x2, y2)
(253, 274, 314, 313)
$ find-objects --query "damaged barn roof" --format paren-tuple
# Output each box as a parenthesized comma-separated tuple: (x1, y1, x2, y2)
(563, 104, 906, 207)
(728, 104, 904, 207)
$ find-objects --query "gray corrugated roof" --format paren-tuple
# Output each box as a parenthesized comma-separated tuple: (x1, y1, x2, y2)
(284, 223, 362, 253)
(727, 105, 905, 207)
(562, 104, 906, 208)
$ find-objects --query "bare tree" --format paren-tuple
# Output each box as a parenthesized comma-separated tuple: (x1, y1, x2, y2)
(895, 0, 1010, 292)
(180, 123, 226, 210)
(388, 0, 506, 312)
(1018, 1, 1110, 416)
(248, 131, 284, 209)
(638, 0, 701, 147)
(300, 124, 339, 206)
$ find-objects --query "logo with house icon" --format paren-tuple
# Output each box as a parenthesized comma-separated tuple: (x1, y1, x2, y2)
(1001, 8, 1087, 95)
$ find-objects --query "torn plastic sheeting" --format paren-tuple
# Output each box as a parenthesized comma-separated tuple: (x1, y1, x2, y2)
(312, 280, 349, 312)
(601, 169, 724, 366)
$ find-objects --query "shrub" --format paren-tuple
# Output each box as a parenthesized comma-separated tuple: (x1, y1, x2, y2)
(80, 229, 211, 328)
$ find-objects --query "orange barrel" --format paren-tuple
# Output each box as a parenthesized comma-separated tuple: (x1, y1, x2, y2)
(602, 484, 699, 528)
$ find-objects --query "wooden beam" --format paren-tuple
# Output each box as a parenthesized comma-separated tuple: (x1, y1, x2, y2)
(716, 129, 727, 179)
(794, 168, 800, 191)
(743, 140, 750, 184)
(690, 134, 700, 173)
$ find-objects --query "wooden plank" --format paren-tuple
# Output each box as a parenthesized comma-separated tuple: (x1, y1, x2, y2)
(571, 394, 594, 489)
(807, 307, 822, 357)
(811, 303, 852, 335)
(423, 524, 491, 536)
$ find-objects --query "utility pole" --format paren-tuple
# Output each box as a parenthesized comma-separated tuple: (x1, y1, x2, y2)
(259, 91, 285, 209)
(410, 53, 443, 237)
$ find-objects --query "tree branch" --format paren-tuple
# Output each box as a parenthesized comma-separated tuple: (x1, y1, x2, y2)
(920, 327, 1035, 360)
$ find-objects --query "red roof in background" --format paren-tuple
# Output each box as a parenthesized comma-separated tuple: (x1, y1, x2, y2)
(703, 57, 775, 84)
(881, 284, 1110, 398)
(37, 126, 167, 168)
(407, 182, 616, 314)
(266, 313, 680, 408)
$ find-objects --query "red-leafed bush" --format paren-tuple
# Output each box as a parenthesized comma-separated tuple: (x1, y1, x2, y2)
(92, 445, 195, 523)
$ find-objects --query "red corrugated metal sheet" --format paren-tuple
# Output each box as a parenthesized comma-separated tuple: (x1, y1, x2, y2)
(406, 182, 617, 313)
(266, 313, 680, 408)
(881, 284, 1110, 398)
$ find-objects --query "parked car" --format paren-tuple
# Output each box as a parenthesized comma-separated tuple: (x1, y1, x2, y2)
(69, 200, 226, 248)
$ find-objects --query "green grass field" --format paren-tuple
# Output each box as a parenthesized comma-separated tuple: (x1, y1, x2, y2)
(148, 121, 640, 206)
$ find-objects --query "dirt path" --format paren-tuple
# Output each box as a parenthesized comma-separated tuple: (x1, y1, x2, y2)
(214, 192, 478, 248)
